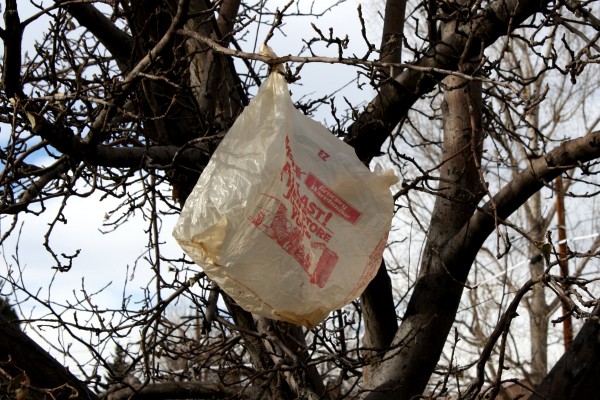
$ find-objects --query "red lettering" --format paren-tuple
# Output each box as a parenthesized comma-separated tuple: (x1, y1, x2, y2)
(300, 195, 308, 209)
(307, 199, 316, 215)
(279, 135, 335, 246)
(323, 212, 332, 227)
(316, 227, 326, 240)
(313, 206, 325, 221)
(283, 181, 295, 200)
(281, 162, 292, 186)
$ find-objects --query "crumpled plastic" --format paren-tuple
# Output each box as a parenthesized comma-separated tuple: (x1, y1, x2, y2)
(173, 45, 397, 327)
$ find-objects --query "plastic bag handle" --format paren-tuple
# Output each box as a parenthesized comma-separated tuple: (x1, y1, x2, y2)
(260, 43, 285, 74)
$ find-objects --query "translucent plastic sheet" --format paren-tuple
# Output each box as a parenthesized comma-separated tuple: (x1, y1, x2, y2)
(173, 46, 397, 327)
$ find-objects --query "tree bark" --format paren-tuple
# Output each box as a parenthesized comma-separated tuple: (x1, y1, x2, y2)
(362, 74, 484, 399)
(360, 259, 398, 383)
(106, 381, 260, 399)
(346, 0, 551, 162)
(363, 130, 600, 398)
(378, 0, 407, 75)
(2, 0, 23, 99)
(0, 314, 99, 400)
(531, 305, 600, 400)
(528, 251, 549, 386)
(360, 0, 406, 370)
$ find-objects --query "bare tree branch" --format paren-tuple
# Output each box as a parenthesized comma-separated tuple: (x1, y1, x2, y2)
(364, 130, 600, 399)
(359, 0, 408, 366)
(465, 131, 600, 249)
(56, 0, 133, 70)
(2, 1, 600, 399)
(105, 381, 260, 400)
(216, 0, 241, 46)
(2, 0, 23, 98)
(8, 111, 211, 170)
(347, 0, 552, 162)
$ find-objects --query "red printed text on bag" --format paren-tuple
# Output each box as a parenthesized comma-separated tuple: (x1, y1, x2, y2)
(247, 136, 363, 287)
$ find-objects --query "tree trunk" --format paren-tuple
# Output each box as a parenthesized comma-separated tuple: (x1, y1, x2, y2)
(0, 314, 98, 400)
(531, 305, 600, 400)
(362, 75, 484, 399)
(528, 252, 549, 386)
(527, 191, 549, 386)
(360, 0, 406, 374)
(518, 59, 551, 386)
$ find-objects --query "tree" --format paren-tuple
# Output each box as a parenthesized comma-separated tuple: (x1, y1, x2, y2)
(1, 297, 19, 400)
(1, 0, 600, 399)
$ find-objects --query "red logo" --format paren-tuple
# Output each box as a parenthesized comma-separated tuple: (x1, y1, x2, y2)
(249, 195, 338, 288)
(304, 173, 362, 224)
(317, 149, 330, 161)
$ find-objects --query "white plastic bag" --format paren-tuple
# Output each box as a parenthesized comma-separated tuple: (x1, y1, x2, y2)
(173, 46, 397, 327)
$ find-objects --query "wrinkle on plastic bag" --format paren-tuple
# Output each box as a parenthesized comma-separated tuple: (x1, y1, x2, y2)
(173, 45, 397, 327)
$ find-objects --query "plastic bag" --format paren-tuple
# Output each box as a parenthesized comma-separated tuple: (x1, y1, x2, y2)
(173, 46, 397, 327)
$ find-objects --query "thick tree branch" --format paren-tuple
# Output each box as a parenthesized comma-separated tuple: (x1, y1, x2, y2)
(105, 381, 259, 400)
(347, 0, 552, 161)
(216, 0, 241, 46)
(462, 131, 600, 255)
(563, 0, 600, 32)
(11, 0, 202, 171)
(378, 0, 407, 74)
(123, 0, 190, 88)
(15, 111, 210, 170)
(0, 314, 98, 400)
(364, 130, 600, 399)
(359, 0, 407, 364)
(0, 158, 69, 214)
(56, 0, 133, 70)
(182, 0, 246, 137)
(530, 304, 600, 399)
(179, 0, 553, 162)
(363, 73, 484, 399)
(360, 260, 398, 356)
(2, 0, 23, 98)
(81, 0, 191, 147)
